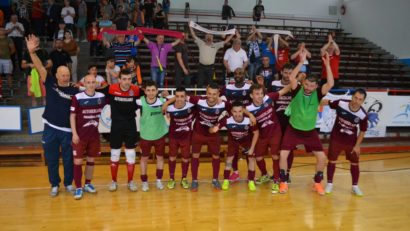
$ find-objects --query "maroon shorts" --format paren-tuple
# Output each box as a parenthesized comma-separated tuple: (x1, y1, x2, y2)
(328, 140, 359, 163)
(169, 137, 191, 159)
(191, 132, 221, 155)
(281, 125, 323, 152)
(72, 136, 101, 159)
(255, 125, 282, 157)
(227, 138, 252, 157)
(140, 136, 166, 157)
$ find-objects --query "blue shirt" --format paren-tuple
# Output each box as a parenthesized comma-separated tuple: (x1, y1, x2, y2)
(260, 42, 276, 65)
(43, 76, 79, 130)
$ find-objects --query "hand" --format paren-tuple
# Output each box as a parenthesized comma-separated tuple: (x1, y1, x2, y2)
(322, 51, 330, 67)
(352, 145, 360, 157)
(251, 25, 256, 32)
(72, 134, 80, 145)
(161, 90, 169, 98)
(25, 34, 40, 53)
(208, 126, 219, 134)
(255, 75, 264, 86)
(299, 50, 307, 64)
(247, 147, 255, 156)
(328, 34, 333, 43)
(161, 103, 168, 114)
(249, 114, 257, 126)
(245, 79, 253, 85)
(183, 68, 189, 75)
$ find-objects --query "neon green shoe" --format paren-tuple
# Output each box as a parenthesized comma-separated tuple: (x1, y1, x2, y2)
(248, 180, 256, 192)
(255, 175, 270, 185)
(271, 182, 279, 194)
(222, 179, 230, 191)
(167, 179, 176, 189)
(180, 178, 189, 189)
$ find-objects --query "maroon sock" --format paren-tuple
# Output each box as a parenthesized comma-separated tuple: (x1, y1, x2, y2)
(73, 164, 82, 188)
(248, 170, 255, 181)
(156, 168, 164, 180)
(212, 158, 220, 180)
(191, 158, 199, 181)
(110, 161, 119, 182)
(141, 174, 148, 182)
(256, 159, 268, 176)
(272, 159, 280, 182)
(181, 161, 189, 178)
(351, 164, 360, 185)
(126, 162, 135, 183)
(232, 153, 239, 172)
(287, 150, 294, 171)
(327, 163, 336, 183)
(168, 160, 176, 180)
(314, 171, 324, 183)
(224, 169, 230, 179)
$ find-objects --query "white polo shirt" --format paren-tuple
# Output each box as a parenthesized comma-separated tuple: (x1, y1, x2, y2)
(223, 47, 248, 72)
(61, 6, 76, 24)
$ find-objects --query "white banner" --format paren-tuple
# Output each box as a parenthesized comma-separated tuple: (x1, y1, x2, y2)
(383, 95, 410, 127)
(0, 106, 22, 131)
(189, 21, 236, 35)
(28, 107, 45, 134)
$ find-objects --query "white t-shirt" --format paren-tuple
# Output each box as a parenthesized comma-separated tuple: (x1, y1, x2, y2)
(223, 48, 248, 72)
(105, 65, 121, 84)
(5, 22, 24, 37)
(61, 7, 76, 24)
(79, 75, 107, 89)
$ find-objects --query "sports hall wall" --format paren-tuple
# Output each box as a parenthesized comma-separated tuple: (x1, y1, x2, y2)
(339, 0, 410, 64)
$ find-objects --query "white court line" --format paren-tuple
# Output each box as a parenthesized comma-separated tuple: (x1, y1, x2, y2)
(0, 169, 409, 191)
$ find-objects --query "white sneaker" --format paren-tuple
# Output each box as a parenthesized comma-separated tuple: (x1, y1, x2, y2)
(65, 185, 75, 195)
(84, 183, 97, 193)
(352, 185, 363, 197)
(325, 183, 333, 194)
(156, 180, 164, 190)
(50, 186, 59, 197)
(109, 181, 118, 192)
(142, 182, 149, 192)
(127, 181, 138, 192)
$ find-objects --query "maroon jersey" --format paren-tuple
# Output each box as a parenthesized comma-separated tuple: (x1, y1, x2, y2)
(246, 92, 281, 139)
(329, 100, 368, 145)
(70, 92, 106, 138)
(219, 115, 257, 142)
(271, 80, 292, 128)
(220, 83, 252, 106)
(189, 96, 227, 137)
(108, 84, 140, 121)
(166, 101, 196, 139)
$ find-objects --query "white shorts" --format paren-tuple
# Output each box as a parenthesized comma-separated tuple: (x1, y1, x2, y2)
(0, 59, 13, 74)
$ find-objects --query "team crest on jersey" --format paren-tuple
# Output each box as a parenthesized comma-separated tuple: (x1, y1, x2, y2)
(97, 98, 102, 105)
(242, 90, 247, 96)
(354, 117, 360, 123)
(244, 125, 249, 130)
(264, 102, 269, 107)
(129, 90, 134, 96)
(187, 108, 191, 113)
(215, 108, 220, 114)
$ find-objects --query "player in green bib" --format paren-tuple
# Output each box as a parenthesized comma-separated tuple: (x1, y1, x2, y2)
(279, 51, 334, 195)
(136, 80, 169, 192)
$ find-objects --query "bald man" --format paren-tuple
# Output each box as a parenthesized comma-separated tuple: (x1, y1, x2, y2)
(26, 34, 79, 197)
(70, 75, 106, 199)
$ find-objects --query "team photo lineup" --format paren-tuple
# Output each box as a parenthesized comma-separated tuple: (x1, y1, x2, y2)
(22, 14, 369, 201)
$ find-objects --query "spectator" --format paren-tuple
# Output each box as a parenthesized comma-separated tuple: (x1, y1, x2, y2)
(22, 36, 52, 106)
(61, 0, 76, 32)
(162, 0, 170, 27)
(31, 0, 45, 36)
(114, 5, 130, 31)
(117, 0, 131, 17)
(100, 0, 115, 20)
(62, 31, 80, 82)
(189, 23, 234, 87)
(105, 57, 121, 84)
(174, 33, 191, 87)
(132, 2, 145, 27)
(321, 33, 340, 88)
(221, 0, 235, 20)
(291, 42, 312, 80)
(0, 9, 4, 27)
(246, 26, 263, 80)
(88, 21, 100, 57)
(49, 39, 72, 76)
(141, 33, 181, 87)
(54, 21, 73, 47)
(259, 35, 275, 66)
(153, 3, 165, 29)
(46, 0, 61, 41)
(76, 0, 87, 42)
(255, 55, 275, 89)
(0, 27, 15, 92)
(79, 64, 108, 89)
(272, 35, 290, 76)
(5, 15, 24, 71)
(108, 34, 137, 67)
(253, 0, 265, 22)
(223, 38, 249, 83)
(122, 56, 142, 85)
(143, 0, 155, 28)
(16, 1, 30, 36)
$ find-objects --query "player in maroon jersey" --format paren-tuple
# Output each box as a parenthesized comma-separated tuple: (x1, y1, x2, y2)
(70, 75, 106, 199)
(322, 89, 368, 196)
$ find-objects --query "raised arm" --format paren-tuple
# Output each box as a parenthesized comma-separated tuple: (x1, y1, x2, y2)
(171, 35, 182, 47)
(289, 50, 307, 90)
(26, 35, 47, 82)
(321, 52, 334, 95)
(278, 36, 289, 48)
(189, 23, 199, 40)
(223, 32, 235, 45)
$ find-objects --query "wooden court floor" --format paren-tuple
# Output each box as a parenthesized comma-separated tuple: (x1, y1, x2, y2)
(1, 153, 410, 231)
